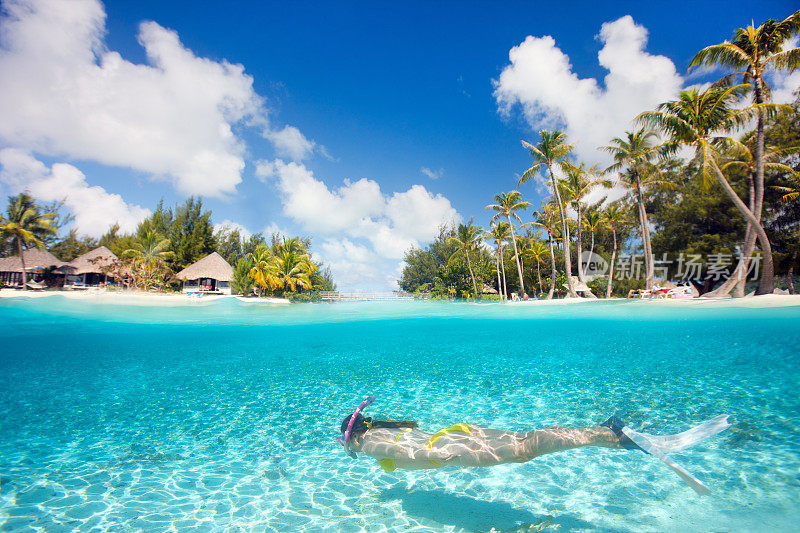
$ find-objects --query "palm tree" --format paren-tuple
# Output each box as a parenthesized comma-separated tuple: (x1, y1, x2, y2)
(559, 163, 610, 283)
(515, 234, 534, 295)
(487, 191, 530, 296)
(0, 193, 57, 290)
(602, 204, 627, 298)
(708, 143, 797, 297)
(247, 245, 274, 296)
(520, 131, 578, 297)
(448, 222, 482, 298)
(527, 240, 549, 296)
(775, 172, 800, 203)
(529, 202, 560, 299)
(637, 85, 781, 295)
(266, 248, 314, 292)
(775, 173, 800, 295)
(690, 11, 800, 292)
(582, 211, 603, 270)
(124, 230, 174, 290)
(486, 221, 510, 300)
(601, 129, 670, 289)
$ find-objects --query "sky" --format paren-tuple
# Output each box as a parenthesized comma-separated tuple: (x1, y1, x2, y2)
(0, 0, 798, 290)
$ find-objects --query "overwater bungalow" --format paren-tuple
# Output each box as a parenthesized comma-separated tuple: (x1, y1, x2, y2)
(0, 248, 65, 287)
(62, 246, 119, 287)
(176, 252, 233, 295)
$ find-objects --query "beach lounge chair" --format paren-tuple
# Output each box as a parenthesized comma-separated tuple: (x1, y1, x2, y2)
(25, 280, 46, 291)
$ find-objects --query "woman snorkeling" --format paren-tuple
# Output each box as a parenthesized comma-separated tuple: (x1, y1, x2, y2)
(339, 396, 731, 494)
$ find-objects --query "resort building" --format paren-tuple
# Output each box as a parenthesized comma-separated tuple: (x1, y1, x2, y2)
(176, 252, 233, 295)
(62, 246, 119, 287)
(0, 248, 65, 287)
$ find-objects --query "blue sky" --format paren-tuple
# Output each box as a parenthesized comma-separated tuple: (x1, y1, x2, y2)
(0, 0, 797, 289)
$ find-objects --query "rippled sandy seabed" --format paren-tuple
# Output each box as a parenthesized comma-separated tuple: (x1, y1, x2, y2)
(1, 296, 799, 532)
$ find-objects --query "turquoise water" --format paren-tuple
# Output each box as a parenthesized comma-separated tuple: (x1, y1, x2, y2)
(1, 296, 799, 532)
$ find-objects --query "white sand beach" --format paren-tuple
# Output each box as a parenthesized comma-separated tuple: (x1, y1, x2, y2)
(2, 288, 798, 308)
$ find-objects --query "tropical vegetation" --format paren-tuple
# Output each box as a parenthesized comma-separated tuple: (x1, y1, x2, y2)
(0, 195, 335, 298)
(400, 11, 800, 300)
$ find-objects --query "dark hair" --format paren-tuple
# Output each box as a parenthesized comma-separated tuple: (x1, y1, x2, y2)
(340, 413, 418, 437)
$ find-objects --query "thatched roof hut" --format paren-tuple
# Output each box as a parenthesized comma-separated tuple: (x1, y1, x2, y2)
(63, 246, 118, 275)
(0, 248, 65, 273)
(176, 252, 233, 282)
(481, 283, 498, 294)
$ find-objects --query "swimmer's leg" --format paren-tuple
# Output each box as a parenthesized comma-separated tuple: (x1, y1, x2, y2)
(517, 425, 622, 461)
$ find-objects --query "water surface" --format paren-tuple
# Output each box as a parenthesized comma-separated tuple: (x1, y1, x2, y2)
(1, 297, 799, 531)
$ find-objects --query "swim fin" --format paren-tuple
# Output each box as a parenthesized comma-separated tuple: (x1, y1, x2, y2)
(600, 415, 646, 453)
(621, 414, 731, 495)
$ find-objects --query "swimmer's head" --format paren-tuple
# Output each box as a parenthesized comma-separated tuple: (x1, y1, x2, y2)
(340, 412, 370, 438)
(339, 413, 418, 440)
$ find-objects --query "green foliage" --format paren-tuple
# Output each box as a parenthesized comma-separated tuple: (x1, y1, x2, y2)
(311, 265, 336, 291)
(167, 198, 216, 270)
(0, 193, 58, 287)
(399, 224, 494, 299)
(49, 229, 98, 261)
(232, 256, 255, 296)
(285, 290, 324, 302)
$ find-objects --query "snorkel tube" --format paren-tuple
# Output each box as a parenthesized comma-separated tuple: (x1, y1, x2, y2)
(338, 395, 375, 458)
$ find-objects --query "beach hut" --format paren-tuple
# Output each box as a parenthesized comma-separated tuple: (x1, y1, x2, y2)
(176, 252, 233, 294)
(62, 246, 119, 287)
(0, 248, 65, 287)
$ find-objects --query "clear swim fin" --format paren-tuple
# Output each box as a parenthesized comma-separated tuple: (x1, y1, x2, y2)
(633, 415, 731, 453)
(621, 414, 731, 496)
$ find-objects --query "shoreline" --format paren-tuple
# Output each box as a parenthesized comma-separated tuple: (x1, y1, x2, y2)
(0, 288, 290, 306)
(2, 288, 799, 309)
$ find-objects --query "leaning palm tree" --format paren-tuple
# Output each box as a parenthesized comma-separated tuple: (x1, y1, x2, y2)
(520, 131, 577, 297)
(708, 143, 797, 297)
(486, 221, 511, 300)
(449, 222, 482, 298)
(602, 204, 627, 298)
(601, 129, 669, 289)
(487, 191, 530, 296)
(637, 85, 782, 295)
(0, 193, 56, 290)
(559, 162, 610, 283)
(690, 11, 800, 292)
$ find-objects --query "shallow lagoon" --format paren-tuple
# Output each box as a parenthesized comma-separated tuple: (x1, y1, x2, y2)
(1, 296, 799, 531)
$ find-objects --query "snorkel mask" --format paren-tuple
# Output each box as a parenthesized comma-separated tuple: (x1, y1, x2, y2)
(338, 395, 375, 459)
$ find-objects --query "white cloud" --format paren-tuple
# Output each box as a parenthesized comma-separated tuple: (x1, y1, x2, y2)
(319, 238, 401, 290)
(263, 125, 316, 160)
(0, 0, 315, 198)
(0, 149, 150, 237)
(214, 220, 252, 239)
(257, 158, 460, 289)
(494, 16, 683, 168)
(770, 36, 800, 105)
(420, 167, 443, 179)
(256, 159, 386, 234)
